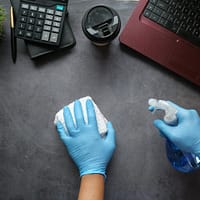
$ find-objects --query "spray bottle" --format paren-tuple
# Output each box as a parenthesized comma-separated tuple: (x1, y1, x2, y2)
(148, 98, 200, 172)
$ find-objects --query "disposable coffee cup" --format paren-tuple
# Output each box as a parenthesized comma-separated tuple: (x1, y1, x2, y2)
(82, 5, 121, 46)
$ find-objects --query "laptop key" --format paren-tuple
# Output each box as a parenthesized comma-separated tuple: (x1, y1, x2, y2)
(165, 21, 179, 32)
(183, 7, 189, 14)
(171, 24, 179, 33)
(168, 15, 175, 23)
(162, 11, 169, 19)
(150, 0, 157, 5)
(163, 0, 170, 3)
(180, 23, 187, 30)
(149, 13, 159, 22)
(144, 9, 151, 18)
(157, 0, 169, 11)
(189, 11, 196, 18)
(174, 19, 181, 26)
(195, 15, 200, 21)
(168, 7, 175, 14)
(147, 3, 154, 11)
(153, 7, 163, 16)
(158, 17, 167, 26)
(194, 22, 200, 28)
(193, 30, 200, 38)
(175, 11, 181, 18)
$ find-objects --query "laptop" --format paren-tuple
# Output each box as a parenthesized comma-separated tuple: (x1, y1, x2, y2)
(120, 0, 200, 86)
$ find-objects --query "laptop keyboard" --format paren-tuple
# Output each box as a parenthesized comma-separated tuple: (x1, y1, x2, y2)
(143, 0, 200, 47)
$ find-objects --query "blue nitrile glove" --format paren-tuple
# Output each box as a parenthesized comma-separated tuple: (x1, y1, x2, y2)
(56, 99, 116, 177)
(151, 101, 200, 156)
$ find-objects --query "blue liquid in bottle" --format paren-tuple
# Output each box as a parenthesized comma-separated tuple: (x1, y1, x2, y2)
(166, 140, 200, 172)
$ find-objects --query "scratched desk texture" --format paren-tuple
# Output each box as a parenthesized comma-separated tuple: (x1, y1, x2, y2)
(0, 0, 200, 200)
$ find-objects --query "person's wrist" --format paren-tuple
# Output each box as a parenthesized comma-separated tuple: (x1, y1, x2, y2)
(81, 173, 105, 180)
(80, 168, 106, 178)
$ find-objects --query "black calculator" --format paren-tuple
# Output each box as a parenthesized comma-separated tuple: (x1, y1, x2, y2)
(15, 0, 68, 46)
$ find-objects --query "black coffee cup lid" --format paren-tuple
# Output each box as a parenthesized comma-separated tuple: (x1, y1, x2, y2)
(82, 5, 121, 44)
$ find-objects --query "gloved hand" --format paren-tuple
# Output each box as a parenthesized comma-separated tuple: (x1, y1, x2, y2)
(56, 99, 116, 177)
(152, 101, 200, 156)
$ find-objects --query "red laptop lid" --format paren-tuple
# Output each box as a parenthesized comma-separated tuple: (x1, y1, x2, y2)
(120, 0, 200, 86)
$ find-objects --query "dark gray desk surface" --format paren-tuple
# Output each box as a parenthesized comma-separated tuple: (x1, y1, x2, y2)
(0, 0, 200, 200)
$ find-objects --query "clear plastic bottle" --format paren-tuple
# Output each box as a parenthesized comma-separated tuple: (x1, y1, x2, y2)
(166, 139, 200, 172)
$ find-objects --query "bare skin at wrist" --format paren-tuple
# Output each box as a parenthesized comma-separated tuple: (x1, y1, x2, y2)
(78, 174, 105, 200)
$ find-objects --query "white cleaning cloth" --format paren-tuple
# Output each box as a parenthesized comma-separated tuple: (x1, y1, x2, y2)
(54, 96, 108, 136)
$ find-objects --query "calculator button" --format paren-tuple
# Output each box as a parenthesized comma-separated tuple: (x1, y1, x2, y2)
(27, 24, 34, 31)
(38, 13, 45, 19)
(30, 5, 38, 11)
(55, 11, 63, 16)
(21, 3, 29, 9)
(46, 14, 54, 20)
(21, 9, 28, 16)
(38, 7, 46, 13)
(35, 26, 42, 33)
(47, 9, 54, 15)
(28, 18, 35, 24)
(52, 27, 59, 33)
(19, 23, 26, 29)
(50, 33, 58, 43)
(45, 20, 52, 26)
(54, 16, 62, 22)
(37, 20, 44, 26)
(44, 25, 51, 31)
(25, 32, 33, 38)
(41, 31, 50, 41)
(56, 5, 64, 11)
(34, 33, 41, 40)
(21, 17, 27, 23)
(53, 22, 60, 27)
(17, 30, 24, 36)
(30, 11, 36, 18)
